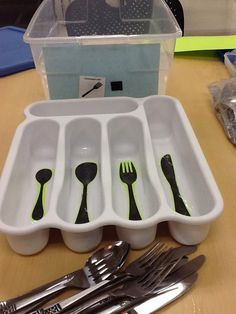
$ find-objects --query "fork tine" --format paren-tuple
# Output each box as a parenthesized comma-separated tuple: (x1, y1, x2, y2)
(137, 242, 168, 265)
(126, 161, 130, 172)
(120, 162, 124, 173)
(125, 161, 129, 172)
(130, 161, 135, 172)
(139, 245, 168, 269)
(138, 254, 181, 292)
(150, 251, 183, 287)
(140, 249, 175, 280)
(125, 161, 129, 173)
(153, 248, 181, 277)
(143, 247, 170, 268)
(119, 161, 123, 174)
(128, 161, 134, 172)
(122, 162, 125, 173)
(151, 248, 173, 269)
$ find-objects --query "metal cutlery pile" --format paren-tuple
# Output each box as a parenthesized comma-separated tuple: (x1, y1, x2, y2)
(0, 240, 205, 314)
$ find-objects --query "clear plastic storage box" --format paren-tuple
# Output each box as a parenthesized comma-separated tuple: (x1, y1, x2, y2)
(24, 0, 181, 99)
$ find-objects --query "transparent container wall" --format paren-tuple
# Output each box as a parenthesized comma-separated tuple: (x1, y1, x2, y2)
(25, 0, 181, 98)
(27, 0, 180, 38)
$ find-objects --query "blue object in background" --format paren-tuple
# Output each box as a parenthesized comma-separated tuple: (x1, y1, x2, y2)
(0, 26, 35, 77)
(217, 49, 233, 62)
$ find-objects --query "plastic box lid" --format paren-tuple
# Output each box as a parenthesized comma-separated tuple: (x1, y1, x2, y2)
(0, 26, 34, 77)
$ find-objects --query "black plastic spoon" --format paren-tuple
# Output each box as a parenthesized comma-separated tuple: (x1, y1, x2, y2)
(32, 168, 52, 221)
(161, 154, 191, 216)
(75, 162, 97, 224)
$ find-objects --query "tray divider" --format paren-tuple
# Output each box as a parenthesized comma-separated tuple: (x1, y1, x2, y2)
(100, 118, 115, 221)
(46, 122, 67, 222)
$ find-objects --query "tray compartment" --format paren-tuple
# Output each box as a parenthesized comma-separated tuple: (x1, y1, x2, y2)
(0, 120, 58, 227)
(56, 118, 104, 252)
(25, 98, 139, 117)
(107, 115, 161, 248)
(0, 119, 59, 254)
(143, 96, 223, 244)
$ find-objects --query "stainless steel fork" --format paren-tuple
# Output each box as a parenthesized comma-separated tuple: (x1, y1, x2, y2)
(0, 241, 130, 314)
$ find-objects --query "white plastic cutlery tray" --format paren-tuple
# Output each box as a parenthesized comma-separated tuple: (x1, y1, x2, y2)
(0, 96, 223, 255)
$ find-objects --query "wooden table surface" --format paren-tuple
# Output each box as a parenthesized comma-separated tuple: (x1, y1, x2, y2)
(0, 53, 236, 313)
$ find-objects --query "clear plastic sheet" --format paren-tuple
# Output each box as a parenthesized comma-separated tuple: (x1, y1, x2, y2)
(208, 78, 236, 145)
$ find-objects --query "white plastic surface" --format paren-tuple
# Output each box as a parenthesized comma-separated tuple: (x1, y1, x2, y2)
(0, 96, 224, 254)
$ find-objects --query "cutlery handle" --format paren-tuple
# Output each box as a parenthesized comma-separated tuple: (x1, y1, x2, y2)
(67, 294, 122, 314)
(93, 297, 147, 314)
(79, 297, 134, 314)
(82, 87, 95, 97)
(161, 155, 190, 216)
(171, 187, 191, 216)
(34, 274, 128, 314)
(0, 273, 77, 313)
(127, 184, 142, 220)
(75, 184, 89, 224)
(32, 183, 45, 220)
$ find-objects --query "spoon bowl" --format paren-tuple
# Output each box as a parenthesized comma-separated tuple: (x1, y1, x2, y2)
(75, 162, 97, 185)
(75, 162, 98, 224)
(36, 168, 52, 183)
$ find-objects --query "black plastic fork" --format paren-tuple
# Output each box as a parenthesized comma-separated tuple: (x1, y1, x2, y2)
(119, 161, 142, 220)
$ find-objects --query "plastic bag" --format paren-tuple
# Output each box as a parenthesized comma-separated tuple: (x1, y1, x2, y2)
(208, 78, 236, 145)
